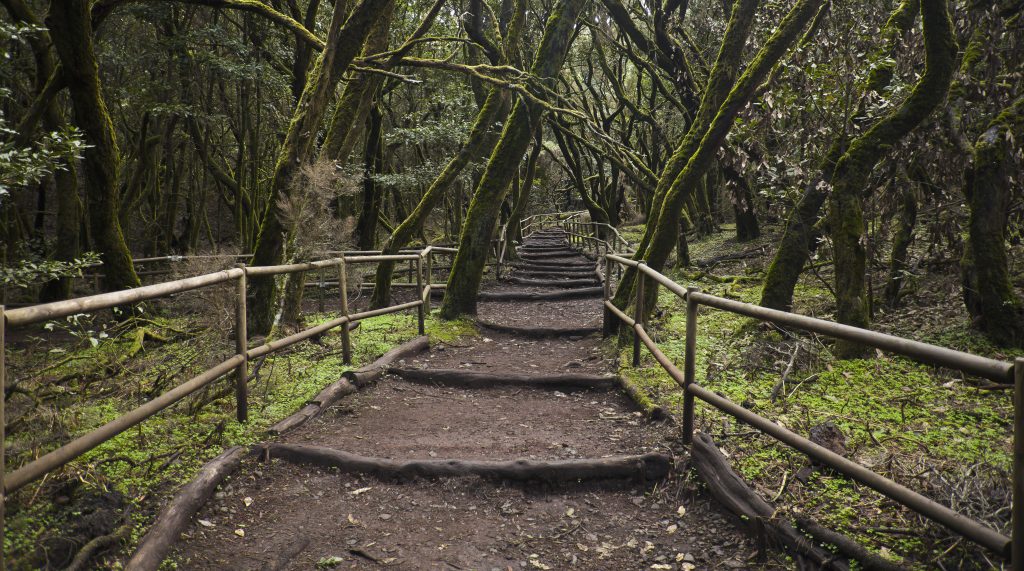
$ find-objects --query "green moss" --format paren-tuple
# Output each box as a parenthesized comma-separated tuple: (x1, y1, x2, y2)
(4, 308, 475, 568)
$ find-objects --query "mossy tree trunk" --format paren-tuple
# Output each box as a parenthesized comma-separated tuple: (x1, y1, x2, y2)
(320, 2, 395, 164)
(883, 173, 918, 306)
(629, 0, 824, 311)
(47, 0, 140, 293)
(4, 0, 83, 301)
(611, 0, 761, 308)
(369, 88, 510, 308)
(440, 0, 587, 319)
(960, 96, 1024, 346)
(723, 162, 760, 242)
(355, 105, 385, 251)
(759, 0, 918, 312)
(248, 0, 392, 334)
(829, 0, 955, 355)
(508, 126, 544, 244)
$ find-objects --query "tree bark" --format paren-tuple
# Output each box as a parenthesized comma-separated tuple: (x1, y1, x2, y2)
(631, 0, 823, 313)
(960, 96, 1024, 346)
(47, 0, 140, 293)
(830, 0, 955, 355)
(883, 178, 917, 306)
(440, 0, 587, 318)
(369, 88, 510, 307)
(759, 0, 920, 312)
(611, 0, 761, 308)
(248, 0, 392, 334)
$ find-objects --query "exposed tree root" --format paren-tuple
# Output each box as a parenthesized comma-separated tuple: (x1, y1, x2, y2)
(258, 442, 672, 483)
(66, 518, 132, 571)
(387, 367, 617, 389)
(476, 319, 600, 338)
(127, 446, 248, 571)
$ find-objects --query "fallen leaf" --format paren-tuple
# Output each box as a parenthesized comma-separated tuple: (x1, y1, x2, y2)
(565, 507, 575, 517)
(347, 514, 362, 526)
(677, 506, 686, 517)
(349, 487, 372, 496)
(243, 497, 253, 507)
(651, 565, 672, 570)
(666, 524, 678, 534)
(316, 556, 345, 569)
(234, 528, 245, 538)
(681, 564, 696, 571)
(198, 519, 214, 528)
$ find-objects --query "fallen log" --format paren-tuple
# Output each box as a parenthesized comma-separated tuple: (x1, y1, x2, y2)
(260, 442, 672, 483)
(795, 516, 909, 571)
(388, 367, 616, 389)
(514, 259, 595, 269)
(691, 433, 849, 570)
(476, 319, 600, 338)
(266, 378, 358, 435)
(615, 377, 668, 421)
(503, 276, 598, 288)
(519, 251, 585, 260)
(127, 446, 247, 571)
(478, 287, 604, 301)
(341, 335, 430, 387)
(514, 269, 598, 279)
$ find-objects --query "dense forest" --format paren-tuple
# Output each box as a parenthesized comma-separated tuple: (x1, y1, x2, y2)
(1, 0, 1023, 568)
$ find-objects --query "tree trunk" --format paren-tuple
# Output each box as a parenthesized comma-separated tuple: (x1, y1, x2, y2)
(883, 179, 917, 306)
(440, 0, 588, 318)
(248, 0, 392, 334)
(723, 163, 760, 241)
(759, 0, 920, 312)
(611, 0, 761, 309)
(369, 88, 510, 308)
(634, 0, 824, 311)
(960, 96, 1024, 346)
(830, 0, 955, 356)
(355, 105, 385, 251)
(47, 0, 140, 293)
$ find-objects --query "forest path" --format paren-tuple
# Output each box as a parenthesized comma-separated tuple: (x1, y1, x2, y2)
(171, 230, 758, 570)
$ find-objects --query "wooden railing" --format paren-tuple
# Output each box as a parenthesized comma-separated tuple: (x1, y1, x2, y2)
(0, 244, 459, 568)
(554, 217, 1020, 567)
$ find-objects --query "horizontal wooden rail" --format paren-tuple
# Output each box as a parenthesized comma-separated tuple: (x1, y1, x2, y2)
(1, 241, 463, 566)
(590, 242, 1017, 561)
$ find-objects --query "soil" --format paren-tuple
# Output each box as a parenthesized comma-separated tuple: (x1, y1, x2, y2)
(171, 230, 762, 570)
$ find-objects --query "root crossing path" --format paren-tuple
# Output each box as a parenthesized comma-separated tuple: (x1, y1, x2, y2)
(172, 230, 759, 570)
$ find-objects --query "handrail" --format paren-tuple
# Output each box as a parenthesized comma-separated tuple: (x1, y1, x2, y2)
(549, 224, 1021, 562)
(0, 243, 460, 565)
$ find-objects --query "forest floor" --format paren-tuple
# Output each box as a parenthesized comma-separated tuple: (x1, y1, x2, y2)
(614, 222, 1016, 570)
(170, 230, 767, 570)
(3, 222, 1015, 569)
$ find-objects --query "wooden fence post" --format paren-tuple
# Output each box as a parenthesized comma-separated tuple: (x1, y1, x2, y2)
(1, 304, 6, 570)
(234, 265, 248, 423)
(602, 256, 613, 338)
(1014, 358, 1024, 570)
(683, 287, 699, 444)
(633, 266, 646, 367)
(416, 255, 425, 335)
(424, 251, 433, 315)
(338, 258, 352, 364)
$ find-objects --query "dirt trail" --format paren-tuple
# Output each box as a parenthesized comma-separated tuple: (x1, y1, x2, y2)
(172, 230, 758, 570)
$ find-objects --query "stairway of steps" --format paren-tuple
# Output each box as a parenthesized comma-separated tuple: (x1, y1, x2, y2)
(171, 229, 758, 570)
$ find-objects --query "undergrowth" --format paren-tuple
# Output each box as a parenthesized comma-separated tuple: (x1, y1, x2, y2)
(4, 306, 475, 570)
(614, 224, 1014, 570)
